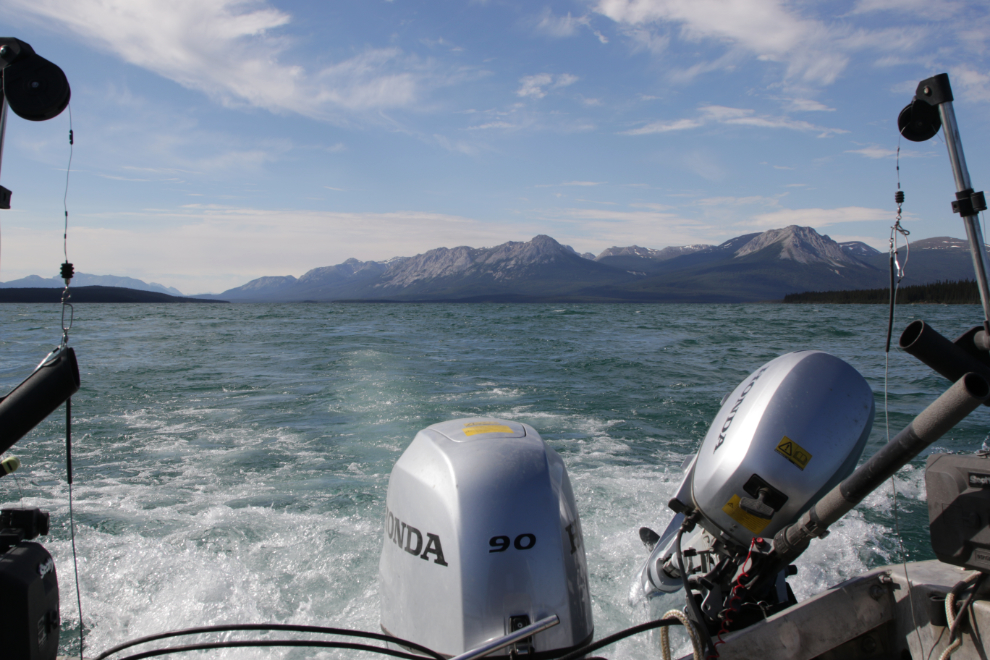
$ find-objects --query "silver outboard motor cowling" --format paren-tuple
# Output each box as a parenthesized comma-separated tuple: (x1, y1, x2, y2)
(691, 350, 875, 545)
(379, 418, 593, 657)
(641, 351, 875, 598)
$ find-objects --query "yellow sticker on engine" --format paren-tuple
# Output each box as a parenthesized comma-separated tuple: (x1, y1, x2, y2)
(776, 436, 812, 470)
(463, 423, 514, 436)
(722, 495, 771, 535)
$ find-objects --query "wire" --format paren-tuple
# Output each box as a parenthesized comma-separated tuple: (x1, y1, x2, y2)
(890, 141, 910, 290)
(67, 397, 85, 660)
(99, 618, 689, 660)
(713, 538, 760, 650)
(63, 103, 72, 262)
(674, 523, 717, 657)
(106, 640, 443, 660)
(553, 616, 682, 660)
(59, 109, 74, 348)
(95, 624, 444, 660)
(10, 463, 26, 502)
(884, 144, 925, 659)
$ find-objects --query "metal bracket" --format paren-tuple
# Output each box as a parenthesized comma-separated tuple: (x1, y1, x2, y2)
(915, 73, 954, 107)
(952, 188, 987, 217)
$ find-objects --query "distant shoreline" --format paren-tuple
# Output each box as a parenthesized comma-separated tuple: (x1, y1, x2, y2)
(783, 279, 979, 304)
(0, 286, 229, 303)
(1, 281, 975, 305)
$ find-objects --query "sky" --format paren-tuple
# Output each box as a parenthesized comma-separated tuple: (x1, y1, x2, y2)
(0, 0, 989, 295)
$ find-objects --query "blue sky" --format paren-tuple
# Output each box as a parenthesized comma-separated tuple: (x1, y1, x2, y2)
(1, 0, 988, 294)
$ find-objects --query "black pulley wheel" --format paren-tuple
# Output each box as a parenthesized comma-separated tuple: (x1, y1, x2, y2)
(897, 98, 941, 142)
(2, 53, 70, 121)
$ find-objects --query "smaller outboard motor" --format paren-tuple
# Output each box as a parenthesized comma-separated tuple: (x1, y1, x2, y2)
(379, 418, 593, 657)
(641, 351, 875, 599)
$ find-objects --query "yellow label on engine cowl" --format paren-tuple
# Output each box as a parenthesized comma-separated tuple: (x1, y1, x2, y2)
(776, 435, 812, 470)
(722, 495, 771, 535)
(462, 423, 514, 436)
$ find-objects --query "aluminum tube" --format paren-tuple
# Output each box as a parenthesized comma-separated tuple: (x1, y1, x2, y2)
(939, 102, 990, 323)
(940, 102, 973, 192)
(450, 615, 560, 660)
(837, 372, 989, 506)
(0, 97, 7, 181)
(774, 372, 989, 562)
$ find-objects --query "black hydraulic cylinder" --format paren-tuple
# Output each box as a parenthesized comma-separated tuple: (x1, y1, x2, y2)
(900, 320, 990, 405)
(0, 348, 79, 456)
(773, 372, 989, 564)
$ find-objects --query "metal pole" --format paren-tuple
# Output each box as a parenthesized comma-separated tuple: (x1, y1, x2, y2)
(939, 101, 990, 323)
(0, 94, 8, 182)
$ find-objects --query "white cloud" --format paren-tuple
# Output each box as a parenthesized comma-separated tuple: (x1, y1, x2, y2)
(623, 105, 845, 137)
(534, 181, 605, 187)
(595, 0, 847, 84)
(5, 0, 431, 120)
(786, 99, 835, 112)
(951, 66, 990, 102)
(623, 118, 703, 134)
(433, 133, 481, 155)
(845, 146, 897, 159)
(851, 0, 966, 19)
(5, 206, 525, 294)
(533, 8, 590, 37)
(516, 73, 579, 98)
(517, 74, 554, 98)
(542, 206, 711, 249)
(845, 144, 931, 159)
(697, 196, 780, 207)
(748, 206, 889, 230)
(593, 0, 984, 89)
(467, 121, 522, 130)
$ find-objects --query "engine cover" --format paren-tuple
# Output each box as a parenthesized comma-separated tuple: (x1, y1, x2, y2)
(378, 418, 593, 657)
(690, 351, 874, 546)
(0, 541, 60, 660)
(926, 452, 990, 572)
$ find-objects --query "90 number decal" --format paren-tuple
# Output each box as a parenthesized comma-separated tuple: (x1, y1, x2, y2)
(489, 533, 536, 552)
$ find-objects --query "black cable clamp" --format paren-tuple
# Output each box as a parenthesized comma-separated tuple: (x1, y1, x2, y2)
(952, 188, 987, 217)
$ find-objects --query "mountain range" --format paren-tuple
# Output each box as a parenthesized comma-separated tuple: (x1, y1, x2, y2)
(4, 226, 976, 303)
(0, 273, 183, 296)
(199, 226, 980, 303)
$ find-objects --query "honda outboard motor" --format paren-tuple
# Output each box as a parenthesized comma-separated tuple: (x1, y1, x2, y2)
(379, 418, 593, 657)
(640, 351, 874, 602)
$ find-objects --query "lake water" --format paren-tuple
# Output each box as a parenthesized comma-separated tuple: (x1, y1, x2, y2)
(1, 302, 986, 659)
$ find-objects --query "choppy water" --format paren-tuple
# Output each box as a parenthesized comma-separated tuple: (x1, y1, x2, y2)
(1, 302, 987, 659)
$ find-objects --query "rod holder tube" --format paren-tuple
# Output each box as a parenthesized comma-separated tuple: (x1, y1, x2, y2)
(774, 372, 989, 563)
(900, 321, 990, 404)
(0, 347, 79, 456)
